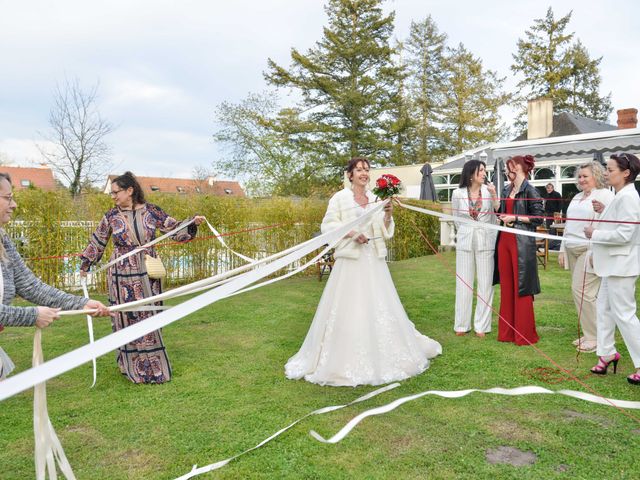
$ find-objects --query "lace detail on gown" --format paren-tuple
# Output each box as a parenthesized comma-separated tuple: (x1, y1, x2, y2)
(285, 210, 441, 387)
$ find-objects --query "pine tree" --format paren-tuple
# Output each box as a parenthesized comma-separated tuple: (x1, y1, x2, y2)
(564, 40, 612, 121)
(264, 0, 405, 181)
(403, 15, 448, 162)
(511, 7, 612, 122)
(440, 44, 510, 154)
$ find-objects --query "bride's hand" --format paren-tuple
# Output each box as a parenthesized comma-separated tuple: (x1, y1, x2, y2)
(353, 233, 369, 244)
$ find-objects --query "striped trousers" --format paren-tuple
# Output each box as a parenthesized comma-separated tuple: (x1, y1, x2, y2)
(454, 232, 494, 334)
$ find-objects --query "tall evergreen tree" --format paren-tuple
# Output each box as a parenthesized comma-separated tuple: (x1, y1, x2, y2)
(565, 40, 612, 121)
(264, 0, 405, 181)
(511, 7, 612, 122)
(403, 15, 448, 162)
(440, 44, 510, 153)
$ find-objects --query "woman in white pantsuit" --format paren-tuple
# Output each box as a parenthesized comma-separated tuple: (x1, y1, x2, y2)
(452, 160, 500, 337)
(585, 153, 640, 385)
(558, 162, 614, 352)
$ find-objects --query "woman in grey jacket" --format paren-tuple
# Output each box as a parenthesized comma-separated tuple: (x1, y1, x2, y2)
(0, 173, 109, 379)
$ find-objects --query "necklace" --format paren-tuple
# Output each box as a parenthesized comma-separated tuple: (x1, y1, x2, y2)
(353, 189, 368, 207)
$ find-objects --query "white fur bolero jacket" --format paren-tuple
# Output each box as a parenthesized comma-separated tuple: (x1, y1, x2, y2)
(321, 188, 394, 259)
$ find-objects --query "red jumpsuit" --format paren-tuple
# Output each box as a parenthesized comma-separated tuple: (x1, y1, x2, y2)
(497, 197, 539, 345)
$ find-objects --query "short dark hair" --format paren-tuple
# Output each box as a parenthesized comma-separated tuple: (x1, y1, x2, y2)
(458, 160, 486, 188)
(345, 157, 370, 182)
(112, 171, 146, 205)
(610, 153, 640, 184)
(0, 173, 11, 184)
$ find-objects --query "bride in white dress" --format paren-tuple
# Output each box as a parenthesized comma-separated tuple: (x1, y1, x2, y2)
(285, 157, 442, 387)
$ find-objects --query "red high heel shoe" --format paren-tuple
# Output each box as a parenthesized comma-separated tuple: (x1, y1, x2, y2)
(628, 372, 640, 385)
(590, 353, 621, 375)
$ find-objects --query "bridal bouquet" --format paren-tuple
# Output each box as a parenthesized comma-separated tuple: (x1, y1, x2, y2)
(372, 174, 402, 200)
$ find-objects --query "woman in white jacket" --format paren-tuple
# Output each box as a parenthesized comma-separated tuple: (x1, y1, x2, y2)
(585, 153, 640, 385)
(285, 157, 441, 387)
(451, 160, 499, 337)
(558, 162, 614, 352)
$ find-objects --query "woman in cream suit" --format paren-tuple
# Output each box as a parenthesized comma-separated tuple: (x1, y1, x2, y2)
(285, 157, 441, 386)
(452, 160, 500, 336)
(585, 153, 640, 385)
(558, 162, 614, 352)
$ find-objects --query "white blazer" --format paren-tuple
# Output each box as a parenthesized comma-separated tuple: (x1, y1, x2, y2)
(451, 185, 498, 252)
(591, 183, 640, 277)
(321, 188, 394, 259)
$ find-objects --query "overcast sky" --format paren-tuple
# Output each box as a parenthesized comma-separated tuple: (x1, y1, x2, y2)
(0, 0, 637, 182)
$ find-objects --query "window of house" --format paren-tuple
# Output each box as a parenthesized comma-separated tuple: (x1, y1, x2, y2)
(534, 167, 554, 180)
(432, 175, 447, 185)
(561, 166, 577, 179)
(437, 188, 453, 202)
(151, 186, 160, 191)
(20, 179, 31, 187)
(195, 187, 201, 193)
(176, 186, 186, 193)
(224, 188, 233, 194)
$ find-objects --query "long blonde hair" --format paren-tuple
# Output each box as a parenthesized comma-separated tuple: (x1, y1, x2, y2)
(0, 173, 12, 262)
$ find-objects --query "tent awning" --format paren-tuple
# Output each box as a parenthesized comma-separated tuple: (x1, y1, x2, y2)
(493, 128, 640, 159)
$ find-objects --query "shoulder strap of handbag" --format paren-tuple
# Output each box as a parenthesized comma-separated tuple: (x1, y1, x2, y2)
(121, 210, 144, 248)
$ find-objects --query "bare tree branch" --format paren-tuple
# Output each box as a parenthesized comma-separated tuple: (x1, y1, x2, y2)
(38, 77, 114, 196)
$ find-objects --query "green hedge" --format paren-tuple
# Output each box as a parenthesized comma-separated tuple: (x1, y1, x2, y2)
(5, 190, 441, 292)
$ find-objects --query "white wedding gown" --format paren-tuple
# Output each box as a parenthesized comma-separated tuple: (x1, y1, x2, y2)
(285, 208, 442, 387)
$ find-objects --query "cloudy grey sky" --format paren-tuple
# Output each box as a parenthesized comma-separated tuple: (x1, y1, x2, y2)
(0, 0, 637, 182)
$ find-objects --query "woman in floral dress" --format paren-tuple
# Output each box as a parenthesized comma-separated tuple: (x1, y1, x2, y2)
(80, 172, 204, 384)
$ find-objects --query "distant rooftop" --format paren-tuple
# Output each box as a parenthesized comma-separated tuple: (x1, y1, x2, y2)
(512, 111, 616, 141)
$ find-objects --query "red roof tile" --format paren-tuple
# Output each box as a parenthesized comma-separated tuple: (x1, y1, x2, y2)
(105, 175, 245, 197)
(0, 166, 57, 191)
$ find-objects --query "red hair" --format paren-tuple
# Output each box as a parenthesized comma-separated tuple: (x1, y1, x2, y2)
(507, 155, 535, 177)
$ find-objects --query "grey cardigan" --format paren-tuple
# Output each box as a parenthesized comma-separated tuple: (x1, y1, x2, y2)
(0, 234, 88, 327)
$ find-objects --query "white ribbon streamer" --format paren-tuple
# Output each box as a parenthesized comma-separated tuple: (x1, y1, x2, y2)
(0, 201, 385, 402)
(203, 219, 256, 263)
(33, 329, 76, 480)
(88, 218, 197, 275)
(80, 279, 97, 388)
(174, 383, 400, 479)
(398, 201, 619, 245)
(309, 385, 640, 444)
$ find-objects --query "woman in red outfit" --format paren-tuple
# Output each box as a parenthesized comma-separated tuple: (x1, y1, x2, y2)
(493, 155, 545, 345)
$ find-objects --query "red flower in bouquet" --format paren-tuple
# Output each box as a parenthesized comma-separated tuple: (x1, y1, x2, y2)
(372, 174, 402, 200)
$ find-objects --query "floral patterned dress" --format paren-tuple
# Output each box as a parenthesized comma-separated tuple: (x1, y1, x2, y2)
(80, 203, 197, 384)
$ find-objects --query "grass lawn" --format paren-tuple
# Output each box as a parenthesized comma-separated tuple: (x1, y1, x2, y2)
(1, 251, 639, 479)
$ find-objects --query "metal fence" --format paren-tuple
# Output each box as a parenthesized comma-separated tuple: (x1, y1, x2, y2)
(5, 221, 321, 294)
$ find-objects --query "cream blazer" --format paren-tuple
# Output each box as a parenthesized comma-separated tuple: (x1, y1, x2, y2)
(591, 183, 640, 278)
(321, 188, 394, 259)
(451, 185, 498, 251)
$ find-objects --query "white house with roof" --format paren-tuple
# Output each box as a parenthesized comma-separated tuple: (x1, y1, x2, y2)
(368, 99, 640, 247)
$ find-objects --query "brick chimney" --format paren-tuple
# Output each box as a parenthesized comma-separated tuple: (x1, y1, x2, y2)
(527, 98, 553, 140)
(617, 108, 638, 129)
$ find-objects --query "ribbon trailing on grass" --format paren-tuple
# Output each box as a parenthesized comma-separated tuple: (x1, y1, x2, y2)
(0, 202, 385, 479)
(174, 383, 401, 479)
(310, 385, 640, 444)
(32, 329, 76, 480)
